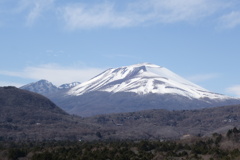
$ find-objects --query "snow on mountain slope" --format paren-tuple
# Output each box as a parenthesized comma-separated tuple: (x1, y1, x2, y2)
(68, 63, 229, 100)
(59, 82, 81, 89)
(20, 80, 81, 95)
(20, 79, 58, 94)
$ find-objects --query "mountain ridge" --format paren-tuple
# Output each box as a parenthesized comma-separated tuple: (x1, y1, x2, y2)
(20, 79, 80, 95)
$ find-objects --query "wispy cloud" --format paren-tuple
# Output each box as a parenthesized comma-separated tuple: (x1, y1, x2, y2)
(59, 0, 230, 30)
(17, 0, 55, 25)
(2, 0, 240, 29)
(128, 0, 226, 23)
(218, 11, 240, 29)
(60, 2, 133, 30)
(187, 73, 220, 82)
(226, 85, 240, 97)
(0, 64, 105, 86)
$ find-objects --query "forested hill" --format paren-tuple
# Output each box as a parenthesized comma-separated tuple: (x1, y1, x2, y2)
(0, 86, 98, 141)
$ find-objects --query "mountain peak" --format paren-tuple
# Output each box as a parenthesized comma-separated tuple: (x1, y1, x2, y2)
(20, 79, 58, 95)
(38, 79, 51, 83)
(20, 80, 81, 97)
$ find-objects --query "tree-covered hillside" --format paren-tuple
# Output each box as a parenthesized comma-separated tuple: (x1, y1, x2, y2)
(1, 128, 240, 160)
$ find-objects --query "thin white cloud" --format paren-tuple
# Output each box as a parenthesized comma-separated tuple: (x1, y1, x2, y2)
(129, 0, 226, 23)
(17, 0, 55, 25)
(187, 73, 220, 82)
(60, 3, 133, 30)
(0, 64, 105, 86)
(59, 0, 230, 29)
(2, 0, 239, 29)
(226, 85, 240, 97)
(219, 11, 240, 29)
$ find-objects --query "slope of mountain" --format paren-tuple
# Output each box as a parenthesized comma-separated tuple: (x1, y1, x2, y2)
(84, 104, 240, 140)
(0, 86, 97, 141)
(59, 82, 81, 90)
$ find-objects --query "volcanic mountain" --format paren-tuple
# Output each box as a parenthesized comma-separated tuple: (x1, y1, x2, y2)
(21, 63, 240, 117)
(63, 63, 239, 116)
(69, 63, 226, 99)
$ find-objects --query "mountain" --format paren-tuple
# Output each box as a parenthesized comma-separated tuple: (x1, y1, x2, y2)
(69, 63, 226, 99)
(20, 80, 80, 95)
(20, 79, 58, 95)
(0, 86, 98, 141)
(64, 63, 240, 116)
(20, 80, 82, 115)
(20, 63, 240, 117)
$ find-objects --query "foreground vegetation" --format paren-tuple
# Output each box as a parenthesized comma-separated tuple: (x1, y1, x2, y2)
(1, 128, 240, 160)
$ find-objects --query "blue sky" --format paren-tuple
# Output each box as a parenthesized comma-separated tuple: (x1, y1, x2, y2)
(0, 0, 240, 97)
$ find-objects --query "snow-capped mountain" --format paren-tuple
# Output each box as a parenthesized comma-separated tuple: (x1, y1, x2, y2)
(20, 64, 240, 117)
(59, 82, 81, 90)
(62, 63, 240, 116)
(68, 63, 228, 100)
(20, 79, 58, 95)
(20, 80, 80, 95)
